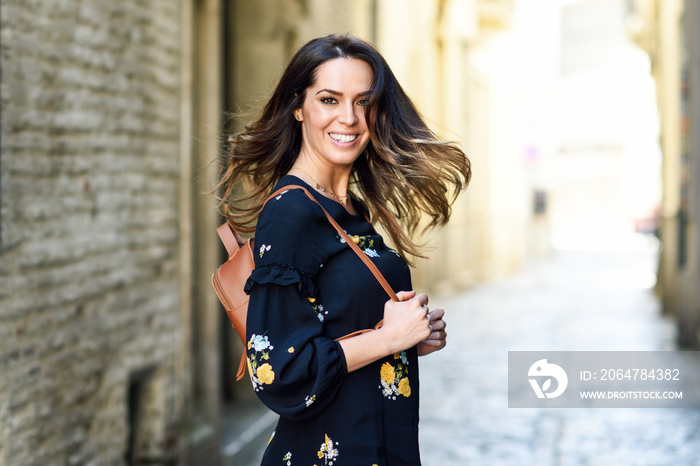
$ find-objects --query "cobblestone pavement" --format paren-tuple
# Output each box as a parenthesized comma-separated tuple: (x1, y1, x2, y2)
(419, 248, 700, 466)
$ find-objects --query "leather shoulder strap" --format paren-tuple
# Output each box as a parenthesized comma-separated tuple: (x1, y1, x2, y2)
(262, 185, 399, 302)
(216, 223, 246, 258)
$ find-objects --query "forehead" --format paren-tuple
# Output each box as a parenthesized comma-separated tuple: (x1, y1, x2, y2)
(309, 58, 373, 93)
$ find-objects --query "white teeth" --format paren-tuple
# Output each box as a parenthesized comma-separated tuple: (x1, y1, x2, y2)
(330, 133, 357, 143)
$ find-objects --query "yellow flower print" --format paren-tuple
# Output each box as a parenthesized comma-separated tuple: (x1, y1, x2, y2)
(398, 377, 411, 397)
(288, 347, 295, 353)
(380, 362, 395, 385)
(380, 351, 410, 400)
(256, 363, 275, 385)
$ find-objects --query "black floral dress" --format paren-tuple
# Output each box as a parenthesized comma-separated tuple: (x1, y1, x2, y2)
(244, 175, 421, 465)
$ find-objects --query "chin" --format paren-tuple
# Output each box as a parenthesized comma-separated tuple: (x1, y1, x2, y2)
(331, 153, 364, 167)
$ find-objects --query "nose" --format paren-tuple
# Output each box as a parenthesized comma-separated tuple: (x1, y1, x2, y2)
(337, 101, 359, 126)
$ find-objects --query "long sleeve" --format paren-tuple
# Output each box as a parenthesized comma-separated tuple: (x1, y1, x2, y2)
(243, 188, 348, 420)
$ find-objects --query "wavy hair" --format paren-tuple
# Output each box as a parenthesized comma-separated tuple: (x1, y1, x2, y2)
(217, 34, 471, 263)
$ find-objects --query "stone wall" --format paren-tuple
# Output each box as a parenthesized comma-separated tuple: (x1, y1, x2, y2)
(1, 1, 185, 463)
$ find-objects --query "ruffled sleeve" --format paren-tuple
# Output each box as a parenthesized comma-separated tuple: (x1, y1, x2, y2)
(243, 188, 347, 420)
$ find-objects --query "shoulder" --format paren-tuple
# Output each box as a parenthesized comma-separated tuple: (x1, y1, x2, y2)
(253, 187, 335, 273)
(257, 187, 326, 233)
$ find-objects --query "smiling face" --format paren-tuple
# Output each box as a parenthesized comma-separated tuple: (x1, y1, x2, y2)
(294, 58, 373, 172)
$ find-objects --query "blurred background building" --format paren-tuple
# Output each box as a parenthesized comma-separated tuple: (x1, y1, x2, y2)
(1, 0, 698, 464)
(626, 0, 700, 349)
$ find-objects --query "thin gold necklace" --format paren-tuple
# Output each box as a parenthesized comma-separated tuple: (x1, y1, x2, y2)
(289, 167, 348, 205)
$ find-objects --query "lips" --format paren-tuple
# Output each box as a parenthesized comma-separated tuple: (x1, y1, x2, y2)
(329, 133, 358, 143)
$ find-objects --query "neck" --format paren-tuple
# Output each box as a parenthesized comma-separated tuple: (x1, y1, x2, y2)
(288, 164, 351, 206)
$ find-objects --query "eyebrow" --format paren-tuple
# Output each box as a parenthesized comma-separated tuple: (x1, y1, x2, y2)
(315, 89, 371, 97)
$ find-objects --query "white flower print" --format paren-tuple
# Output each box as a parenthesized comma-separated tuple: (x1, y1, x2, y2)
(251, 334, 274, 352)
(317, 434, 339, 465)
(283, 452, 292, 465)
(315, 304, 327, 322)
(305, 394, 316, 407)
(259, 244, 271, 258)
(380, 378, 399, 400)
(363, 248, 379, 258)
(275, 190, 289, 201)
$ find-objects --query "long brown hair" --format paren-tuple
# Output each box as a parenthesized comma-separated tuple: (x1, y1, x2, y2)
(217, 34, 471, 263)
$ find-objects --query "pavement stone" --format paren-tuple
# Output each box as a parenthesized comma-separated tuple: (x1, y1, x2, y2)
(418, 248, 700, 466)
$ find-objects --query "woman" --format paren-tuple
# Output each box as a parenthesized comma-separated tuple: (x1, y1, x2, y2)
(218, 34, 470, 465)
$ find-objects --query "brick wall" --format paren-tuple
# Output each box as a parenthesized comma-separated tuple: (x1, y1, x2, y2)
(1, 1, 185, 463)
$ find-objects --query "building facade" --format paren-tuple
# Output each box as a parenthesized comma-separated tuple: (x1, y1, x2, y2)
(628, 0, 700, 348)
(1, 0, 187, 463)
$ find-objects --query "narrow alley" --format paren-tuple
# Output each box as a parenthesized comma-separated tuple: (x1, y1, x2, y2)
(419, 246, 700, 465)
(4, 1, 700, 464)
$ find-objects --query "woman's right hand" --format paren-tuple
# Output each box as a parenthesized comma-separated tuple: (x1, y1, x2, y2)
(338, 290, 433, 373)
(380, 290, 432, 354)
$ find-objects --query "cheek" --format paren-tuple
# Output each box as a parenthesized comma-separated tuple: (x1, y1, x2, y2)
(359, 111, 371, 131)
(307, 110, 334, 132)
(355, 135, 371, 155)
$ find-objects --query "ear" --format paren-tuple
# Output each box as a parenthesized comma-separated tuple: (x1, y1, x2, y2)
(294, 110, 303, 122)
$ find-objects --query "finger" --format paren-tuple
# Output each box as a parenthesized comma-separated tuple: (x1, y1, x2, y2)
(427, 308, 445, 321)
(426, 319, 446, 331)
(414, 292, 429, 307)
(425, 327, 447, 339)
(419, 337, 446, 348)
(395, 290, 416, 302)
